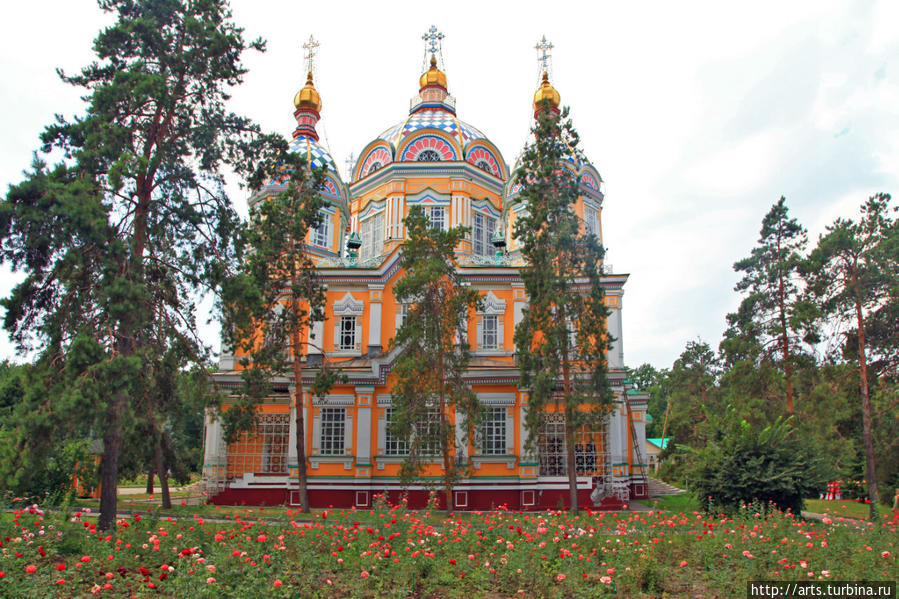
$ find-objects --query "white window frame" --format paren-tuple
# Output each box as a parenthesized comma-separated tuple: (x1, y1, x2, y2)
(426, 206, 446, 231)
(331, 292, 364, 356)
(309, 395, 355, 469)
(472, 212, 497, 257)
(384, 407, 409, 456)
(471, 395, 516, 469)
(583, 203, 600, 242)
(318, 407, 346, 456)
(480, 314, 498, 350)
(359, 211, 385, 261)
(311, 210, 331, 249)
(479, 406, 507, 455)
(475, 291, 507, 355)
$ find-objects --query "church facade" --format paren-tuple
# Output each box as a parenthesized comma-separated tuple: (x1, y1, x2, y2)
(202, 32, 648, 510)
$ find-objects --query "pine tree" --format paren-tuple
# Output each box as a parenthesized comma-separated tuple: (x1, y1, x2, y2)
(513, 105, 612, 513)
(805, 193, 899, 520)
(721, 197, 816, 413)
(221, 151, 341, 513)
(0, 0, 272, 529)
(390, 206, 481, 512)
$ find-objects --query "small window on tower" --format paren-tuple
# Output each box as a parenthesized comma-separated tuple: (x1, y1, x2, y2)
(416, 149, 441, 162)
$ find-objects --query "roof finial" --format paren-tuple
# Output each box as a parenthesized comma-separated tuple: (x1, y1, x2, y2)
(422, 25, 444, 58)
(303, 34, 320, 77)
(535, 35, 554, 78)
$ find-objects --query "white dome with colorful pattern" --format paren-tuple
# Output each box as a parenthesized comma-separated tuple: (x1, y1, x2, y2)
(351, 55, 507, 183)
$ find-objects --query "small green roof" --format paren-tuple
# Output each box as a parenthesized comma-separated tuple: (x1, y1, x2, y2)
(647, 437, 670, 450)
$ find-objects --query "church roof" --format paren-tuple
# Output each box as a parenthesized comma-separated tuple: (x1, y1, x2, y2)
(376, 110, 489, 149)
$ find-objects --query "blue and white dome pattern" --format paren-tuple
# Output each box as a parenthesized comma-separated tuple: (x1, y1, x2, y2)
(290, 135, 338, 173)
(377, 109, 488, 148)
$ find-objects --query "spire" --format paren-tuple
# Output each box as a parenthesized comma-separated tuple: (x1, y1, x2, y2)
(533, 36, 560, 116)
(293, 35, 322, 140)
(419, 25, 448, 92)
(413, 25, 453, 114)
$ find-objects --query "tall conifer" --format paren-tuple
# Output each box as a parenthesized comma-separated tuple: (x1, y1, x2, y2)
(390, 206, 481, 512)
(513, 104, 612, 513)
(0, 0, 272, 529)
(806, 193, 899, 520)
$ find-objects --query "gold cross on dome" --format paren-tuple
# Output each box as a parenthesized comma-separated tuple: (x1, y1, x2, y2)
(303, 35, 319, 74)
(535, 35, 553, 72)
(422, 25, 444, 56)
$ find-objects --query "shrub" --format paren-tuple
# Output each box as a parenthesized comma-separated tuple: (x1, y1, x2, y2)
(683, 408, 830, 513)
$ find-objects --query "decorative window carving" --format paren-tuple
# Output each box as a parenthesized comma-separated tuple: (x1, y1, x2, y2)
(416, 149, 441, 162)
(537, 413, 607, 477)
(332, 292, 363, 354)
(226, 413, 290, 477)
(476, 291, 506, 352)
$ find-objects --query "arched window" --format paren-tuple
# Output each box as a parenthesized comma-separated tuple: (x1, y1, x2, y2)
(416, 149, 441, 162)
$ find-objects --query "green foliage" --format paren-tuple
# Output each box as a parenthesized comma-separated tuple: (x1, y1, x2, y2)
(721, 197, 816, 370)
(221, 149, 343, 511)
(805, 193, 899, 518)
(683, 409, 830, 514)
(512, 105, 612, 511)
(390, 206, 481, 504)
(0, 0, 274, 528)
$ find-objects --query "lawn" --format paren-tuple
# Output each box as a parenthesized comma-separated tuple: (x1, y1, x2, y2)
(803, 499, 893, 521)
(1, 498, 895, 598)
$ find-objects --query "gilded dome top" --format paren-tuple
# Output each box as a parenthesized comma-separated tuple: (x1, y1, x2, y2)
(419, 56, 447, 90)
(294, 71, 322, 112)
(533, 71, 560, 111)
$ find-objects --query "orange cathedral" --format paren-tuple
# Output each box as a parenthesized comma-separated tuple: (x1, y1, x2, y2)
(203, 32, 648, 510)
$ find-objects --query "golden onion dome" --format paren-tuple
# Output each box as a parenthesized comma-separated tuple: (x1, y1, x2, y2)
(419, 55, 447, 90)
(533, 71, 560, 111)
(294, 71, 322, 112)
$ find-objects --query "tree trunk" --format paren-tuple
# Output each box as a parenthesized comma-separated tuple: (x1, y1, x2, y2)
(291, 310, 310, 513)
(154, 434, 172, 509)
(855, 292, 879, 521)
(561, 340, 578, 513)
(146, 468, 155, 494)
(439, 355, 454, 513)
(778, 262, 794, 413)
(98, 389, 125, 530)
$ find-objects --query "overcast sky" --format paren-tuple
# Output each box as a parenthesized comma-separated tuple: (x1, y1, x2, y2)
(1, 0, 897, 369)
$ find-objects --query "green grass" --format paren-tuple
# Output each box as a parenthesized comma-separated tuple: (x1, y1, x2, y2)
(803, 498, 893, 521)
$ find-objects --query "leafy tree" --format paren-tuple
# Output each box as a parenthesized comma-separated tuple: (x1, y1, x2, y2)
(721, 197, 816, 412)
(627, 363, 671, 438)
(805, 193, 899, 520)
(683, 408, 829, 514)
(513, 105, 612, 513)
(221, 152, 340, 513)
(662, 339, 720, 448)
(0, 0, 271, 529)
(390, 206, 481, 512)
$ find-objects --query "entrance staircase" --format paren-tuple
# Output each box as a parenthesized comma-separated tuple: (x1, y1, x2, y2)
(646, 477, 686, 498)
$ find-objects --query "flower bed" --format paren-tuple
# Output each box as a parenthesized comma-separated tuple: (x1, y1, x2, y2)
(0, 499, 896, 598)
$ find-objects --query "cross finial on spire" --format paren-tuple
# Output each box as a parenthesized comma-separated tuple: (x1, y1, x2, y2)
(303, 35, 320, 75)
(345, 152, 355, 175)
(535, 35, 553, 72)
(422, 25, 444, 56)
